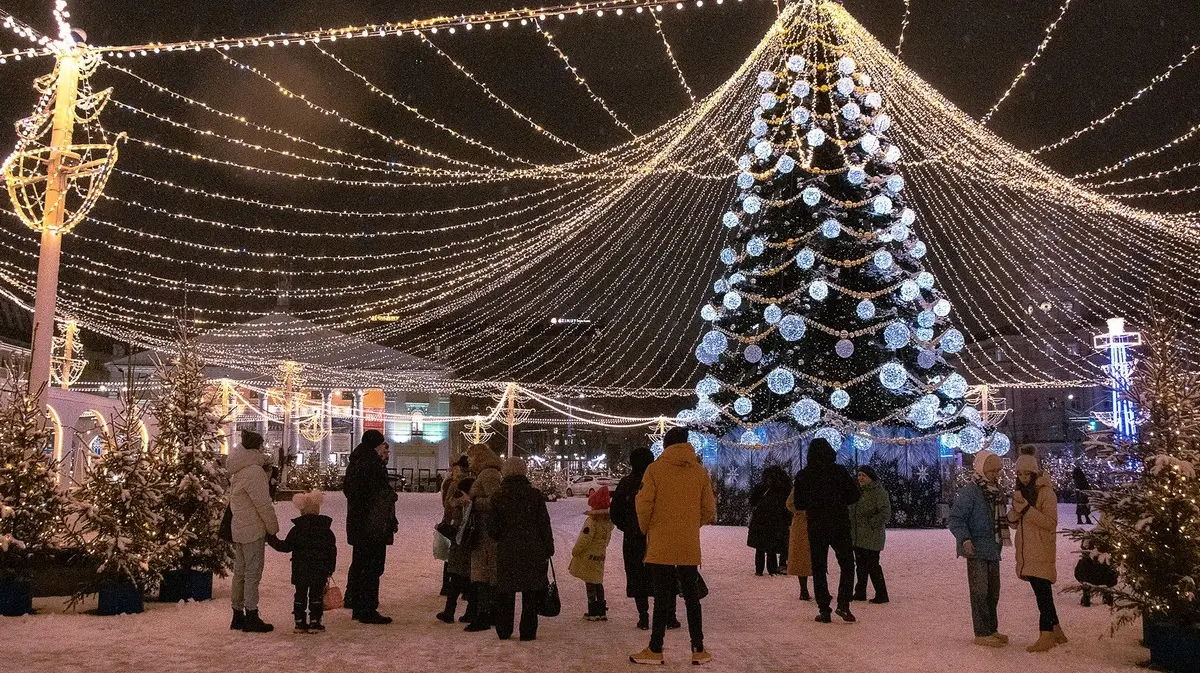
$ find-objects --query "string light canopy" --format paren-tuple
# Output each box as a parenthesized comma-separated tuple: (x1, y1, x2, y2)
(0, 0, 1195, 401)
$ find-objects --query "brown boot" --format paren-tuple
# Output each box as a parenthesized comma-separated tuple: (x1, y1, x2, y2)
(1052, 624, 1068, 644)
(1026, 631, 1059, 652)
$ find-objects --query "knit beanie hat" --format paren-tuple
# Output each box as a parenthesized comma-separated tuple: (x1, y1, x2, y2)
(292, 490, 324, 515)
(1014, 453, 1040, 474)
(857, 465, 879, 483)
(502, 457, 528, 478)
(360, 429, 385, 450)
(241, 429, 264, 451)
(629, 446, 655, 475)
(587, 485, 611, 510)
(663, 426, 689, 447)
(974, 449, 1002, 477)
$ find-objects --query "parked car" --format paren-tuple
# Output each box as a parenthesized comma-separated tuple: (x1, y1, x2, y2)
(566, 474, 615, 498)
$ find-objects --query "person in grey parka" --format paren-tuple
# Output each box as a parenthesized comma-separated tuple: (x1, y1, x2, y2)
(228, 430, 280, 633)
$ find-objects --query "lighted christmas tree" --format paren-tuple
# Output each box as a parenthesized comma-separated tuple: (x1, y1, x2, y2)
(72, 383, 170, 591)
(0, 369, 70, 577)
(685, 0, 1004, 459)
(152, 331, 232, 577)
(1069, 315, 1200, 629)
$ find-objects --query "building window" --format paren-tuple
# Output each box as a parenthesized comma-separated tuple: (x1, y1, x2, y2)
(411, 411, 424, 435)
(1068, 342, 1079, 356)
(994, 348, 1005, 362)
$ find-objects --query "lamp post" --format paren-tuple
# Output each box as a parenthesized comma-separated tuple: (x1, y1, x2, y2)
(1092, 317, 1142, 441)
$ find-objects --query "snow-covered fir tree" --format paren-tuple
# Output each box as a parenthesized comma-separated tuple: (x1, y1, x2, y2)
(684, 0, 1005, 458)
(1071, 315, 1200, 628)
(0, 369, 70, 574)
(152, 331, 232, 576)
(72, 384, 170, 589)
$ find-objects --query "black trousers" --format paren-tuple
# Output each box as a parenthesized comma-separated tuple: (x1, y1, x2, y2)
(347, 543, 387, 615)
(755, 549, 780, 575)
(810, 533, 855, 613)
(468, 582, 494, 626)
(852, 547, 888, 600)
(1029, 577, 1060, 632)
(586, 583, 606, 606)
(648, 564, 703, 654)
(293, 580, 324, 623)
(493, 589, 544, 640)
(442, 572, 469, 616)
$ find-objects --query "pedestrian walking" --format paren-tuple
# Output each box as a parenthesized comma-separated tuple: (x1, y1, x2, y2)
(948, 449, 1011, 647)
(792, 438, 860, 623)
(228, 430, 280, 633)
(629, 427, 716, 666)
(343, 429, 397, 624)
(849, 465, 891, 604)
(1011, 452, 1067, 652)
(488, 458, 555, 641)
(570, 486, 614, 621)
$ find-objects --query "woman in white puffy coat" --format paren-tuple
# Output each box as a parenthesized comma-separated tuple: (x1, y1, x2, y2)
(228, 431, 280, 632)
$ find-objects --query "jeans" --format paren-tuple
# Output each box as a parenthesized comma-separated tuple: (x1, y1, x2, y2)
(754, 549, 780, 575)
(853, 547, 889, 600)
(347, 543, 387, 615)
(809, 533, 855, 613)
(294, 581, 325, 623)
(231, 538, 266, 611)
(648, 564, 704, 653)
(966, 557, 1001, 637)
(1029, 577, 1060, 632)
(493, 589, 545, 639)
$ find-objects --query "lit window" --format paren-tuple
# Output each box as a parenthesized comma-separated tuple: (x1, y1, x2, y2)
(411, 411, 424, 435)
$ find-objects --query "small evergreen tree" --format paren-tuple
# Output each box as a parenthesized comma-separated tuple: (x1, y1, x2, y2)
(72, 383, 170, 591)
(0, 368, 71, 578)
(1070, 315, 1200, 629)
(152, 331, 232, 576)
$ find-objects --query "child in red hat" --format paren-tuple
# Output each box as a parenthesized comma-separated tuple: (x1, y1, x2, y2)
(570, 486, 614, 621)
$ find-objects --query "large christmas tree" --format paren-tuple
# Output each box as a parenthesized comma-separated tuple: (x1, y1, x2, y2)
(686, 0, 1004, 459)
(152, 331, 232, 577)
(0, 370, 70, 577)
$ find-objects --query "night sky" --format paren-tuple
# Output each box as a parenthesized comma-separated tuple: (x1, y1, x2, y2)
(0, 0, 1196, 403)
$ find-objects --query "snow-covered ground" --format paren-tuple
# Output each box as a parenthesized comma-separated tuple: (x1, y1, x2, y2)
(3, 493, 1146, 672)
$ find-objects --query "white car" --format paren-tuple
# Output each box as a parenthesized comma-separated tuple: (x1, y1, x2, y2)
(566, 474, 615, 498)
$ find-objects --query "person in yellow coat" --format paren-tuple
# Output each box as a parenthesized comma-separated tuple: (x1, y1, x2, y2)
(630, 427, 716, 667)
(569, 486, 614, 621)
(1009, 450, 1066, 652)
(786, 488, 813, 601)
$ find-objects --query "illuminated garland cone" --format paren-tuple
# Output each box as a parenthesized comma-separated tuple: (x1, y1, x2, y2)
(686, 1, 1005, 456)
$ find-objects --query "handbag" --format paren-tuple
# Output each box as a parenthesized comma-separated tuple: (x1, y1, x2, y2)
(696, 572, 709, 600)
(435, 521, 458, 544)
(539, 559, 561, 617)
(456, 501, 479, 551)
(322, 579, 344, 611)
(218, 505, 233, 542)
(433, 529, 450, 561)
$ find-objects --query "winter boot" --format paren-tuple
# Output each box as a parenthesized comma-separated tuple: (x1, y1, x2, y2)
(307, 619, 325, 633)
(691, 648, 713, 666)
(1052, 624, 1068, 644)
(230, 609, 245, 631)
(666, 615, 682, 630)
(799, 578, 812, 601)
(436, 611, 456, 624)
(814, 611, 832, 623)
(294, 619, 309, 634)
(629, 648, 665, 665)
(596, 600, 608, 622)
(637, 612, 650, 630)
(584, 600, 598, 621)
(1026, 631, 1059, 653)
(835, 606, 857, 623)
(974, 635, 1006, 648)
(242, 610, 274, 633)
(992, 632, 1009, 644)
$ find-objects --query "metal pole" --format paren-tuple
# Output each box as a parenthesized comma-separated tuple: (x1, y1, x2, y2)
(506, 383, 516, 459)
(30, 49, 81, 407)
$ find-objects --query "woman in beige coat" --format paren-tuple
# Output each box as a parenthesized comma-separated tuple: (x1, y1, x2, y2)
(1009, 452, 1066, 652)
(786, 489, 813, 601)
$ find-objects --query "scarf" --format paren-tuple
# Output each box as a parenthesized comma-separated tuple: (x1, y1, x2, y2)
(972, 473, 1012, 547)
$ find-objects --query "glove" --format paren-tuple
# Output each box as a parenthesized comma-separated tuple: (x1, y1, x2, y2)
(962, 539, 976, 557)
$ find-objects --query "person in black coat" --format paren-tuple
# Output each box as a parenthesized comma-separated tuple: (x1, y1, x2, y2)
(613, 447, 663, 630)
(487, 458, 555, 641)
(342, 430, 398, 624)
(268, 491, 337, 632)
(793, 438, 861, 623)
(747, 465, 792, 576)
(1072, 465, 1093, 525)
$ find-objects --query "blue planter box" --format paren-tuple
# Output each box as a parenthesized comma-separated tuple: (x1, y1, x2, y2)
(0, 577, 33, 616)
(158, 570, 214, 603)
(1145, 617, 1200, 673)
(97, 579, 143, 616)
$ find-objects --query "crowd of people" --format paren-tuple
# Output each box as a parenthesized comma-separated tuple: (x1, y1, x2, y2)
(221, 425, 1090, 663)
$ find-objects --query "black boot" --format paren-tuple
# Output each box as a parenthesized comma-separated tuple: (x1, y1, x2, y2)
(637, 612, 650, 630)
(294, 619, 309, 634)
(230, 609, 245, 630)
(307, 619, 325, 633)
(242, 610, 274, 633)
(597, 600, 608, 622)
(354, 611, 393, 625)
